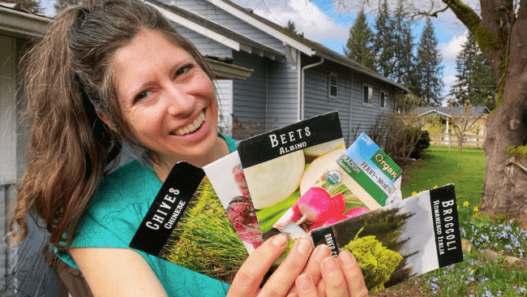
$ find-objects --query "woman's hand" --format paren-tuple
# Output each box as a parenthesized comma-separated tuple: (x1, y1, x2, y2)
(293, 249, 369, 297)
(227, 235, 368, 297)
(228, 234, 313, 297)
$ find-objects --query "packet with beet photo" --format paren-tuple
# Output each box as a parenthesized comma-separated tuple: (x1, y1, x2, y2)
(236, 111, 350, 247)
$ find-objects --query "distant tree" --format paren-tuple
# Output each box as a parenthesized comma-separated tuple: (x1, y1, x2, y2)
(3, 0, 41, 14)
(391, 0, 417, 88)
(448, 99, 486, 151)
(344, 9, 375, 70)
(450, 32, 496, 109)
(372, 0, 396, 79)
(414, 18, 443, 106)
(285, 20, 297, 34)
(54, 0, 81, 13)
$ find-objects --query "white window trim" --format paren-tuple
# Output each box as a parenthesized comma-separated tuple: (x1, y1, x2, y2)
(380, 90, 388, 109)
(362, 83, 373, 106)
(328, 72, 338, 98)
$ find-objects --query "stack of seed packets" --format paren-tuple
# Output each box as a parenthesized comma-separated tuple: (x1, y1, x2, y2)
(129, 111, 463, 292)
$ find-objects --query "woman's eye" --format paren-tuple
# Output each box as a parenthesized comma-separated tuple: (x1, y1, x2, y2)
(134, 90, 151, 103)
(175, 64, 193, 77)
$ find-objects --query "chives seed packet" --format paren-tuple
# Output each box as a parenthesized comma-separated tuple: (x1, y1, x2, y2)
(236, 111, 348, 243)
(311, 184, 463, 293)
(129, 162, 248, 284)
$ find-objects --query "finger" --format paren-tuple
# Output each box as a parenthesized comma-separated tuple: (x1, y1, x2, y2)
(295, 274, 318, 297)
(259, 238, 313, 296)
(321, 256, 348, 297)
(316, 279, 326, 297)
(338, 251, 369, 297)
(227, 234, 289, 297)
(288, 244, 332, 295)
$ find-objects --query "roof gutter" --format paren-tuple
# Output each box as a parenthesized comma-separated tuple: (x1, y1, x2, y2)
(299, 57, 324, 121)
(314, 51, 409, 94)
(0, 7, 50, 38)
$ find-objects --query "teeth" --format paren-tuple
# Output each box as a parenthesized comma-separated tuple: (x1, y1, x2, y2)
(174, 111, 205, 135)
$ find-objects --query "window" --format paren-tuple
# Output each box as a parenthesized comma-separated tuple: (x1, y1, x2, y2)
(329, 72, 338, 98)
(363, 84, 372, 105)
(380, 91, 388, 108)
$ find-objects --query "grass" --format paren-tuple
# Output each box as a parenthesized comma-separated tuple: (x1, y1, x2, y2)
(401, 146, 486, 212)
(397, 145, 527, 296)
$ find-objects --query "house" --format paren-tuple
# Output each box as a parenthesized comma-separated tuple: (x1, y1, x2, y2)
(0, 3, 62, 295)
(146, 0, 409, 143)
(414, 106, 490, 136)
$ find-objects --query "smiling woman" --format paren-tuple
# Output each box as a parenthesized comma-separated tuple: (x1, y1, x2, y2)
(8, 0, 368, 296)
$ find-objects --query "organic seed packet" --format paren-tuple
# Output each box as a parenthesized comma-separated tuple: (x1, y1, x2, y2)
(333, 132, 403, 209)
(129, 162, 248, 284)
(311, 184, 463, 294)
(203, 152, 263, 253)
(236, 111, 350, 244)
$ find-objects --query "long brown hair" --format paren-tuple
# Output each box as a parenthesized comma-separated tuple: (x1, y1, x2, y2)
(10, 0, 215, 248)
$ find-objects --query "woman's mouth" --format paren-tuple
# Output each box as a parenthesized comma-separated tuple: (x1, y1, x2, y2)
(171, 111, 206, 136)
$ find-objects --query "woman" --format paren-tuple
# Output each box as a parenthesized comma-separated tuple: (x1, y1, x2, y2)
(10, 0, 368, 296)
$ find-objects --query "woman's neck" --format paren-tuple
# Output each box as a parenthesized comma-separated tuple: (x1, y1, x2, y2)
(151, 136, 229, 182)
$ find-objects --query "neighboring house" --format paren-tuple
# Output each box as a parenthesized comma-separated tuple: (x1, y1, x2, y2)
(414, 106, 490, 136)
(0, 3, 63, 295)
(147, 0, 409, 143)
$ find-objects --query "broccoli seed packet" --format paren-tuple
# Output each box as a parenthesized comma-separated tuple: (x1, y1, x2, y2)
(129, 162, 248, 284)
(311, 184, 463, 293)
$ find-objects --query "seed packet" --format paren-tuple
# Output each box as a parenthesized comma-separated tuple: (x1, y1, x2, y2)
(333, 132, 403, 209)
(236, 111, 348, 243)
(311, 184, 463, 293)
(129, 162, 248, 284)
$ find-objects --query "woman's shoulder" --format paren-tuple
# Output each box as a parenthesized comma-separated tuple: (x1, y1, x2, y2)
(89, 159, 161, 220)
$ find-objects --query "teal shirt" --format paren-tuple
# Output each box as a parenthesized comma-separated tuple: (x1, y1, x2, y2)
(57, 135, 237, 296)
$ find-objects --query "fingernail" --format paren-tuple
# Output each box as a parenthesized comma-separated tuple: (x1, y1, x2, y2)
(296, 274, 311, 291)
(339, 251, 354, 268)
(298, 238, 312, 254)
(273, 234, 288, 246)
(323, 257, 338, 274)
(315, 245, 330, 261)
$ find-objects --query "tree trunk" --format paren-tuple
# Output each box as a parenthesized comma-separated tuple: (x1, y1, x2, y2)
(457, 134, 463, 151)
(481, 6, 527, 214)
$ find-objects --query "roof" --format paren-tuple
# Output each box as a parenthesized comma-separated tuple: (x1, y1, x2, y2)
(415, 106, 490, 118)
(207, 0, 409, 94)
(147, 0, 285, 62)
(0, 3, 50, 38)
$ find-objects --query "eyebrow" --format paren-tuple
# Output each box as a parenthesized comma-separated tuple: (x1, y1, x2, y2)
(125, 60, 193, 101)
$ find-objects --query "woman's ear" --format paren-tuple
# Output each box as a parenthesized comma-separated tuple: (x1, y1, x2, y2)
(96, 109, 117, 132)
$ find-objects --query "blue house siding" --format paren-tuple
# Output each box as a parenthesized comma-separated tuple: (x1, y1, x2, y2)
(303, 64, 353, 145)
(166, 0, 285, 51)
(266, 59, 298, 131)
(350, 72, 397, 144)
(232, 50, 267, 139)
(174, 25, 233, 58)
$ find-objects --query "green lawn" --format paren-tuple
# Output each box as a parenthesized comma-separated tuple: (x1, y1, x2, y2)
(395, 145, 527, 296)
(401, 146, 486, 210)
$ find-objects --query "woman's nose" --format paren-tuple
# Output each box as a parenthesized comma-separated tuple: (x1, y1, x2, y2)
(165, 84, 195, 117)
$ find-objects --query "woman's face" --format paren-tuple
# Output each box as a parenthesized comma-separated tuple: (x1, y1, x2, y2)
(112, 30, 219, 164)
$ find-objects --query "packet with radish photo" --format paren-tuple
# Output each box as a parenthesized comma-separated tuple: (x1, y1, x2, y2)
(129, 162, 249, 284)
(203, 152, 263, 254)
(311, 184, 463, 294)
(236, 111, 352, 245)
(258, 129, 402, 242)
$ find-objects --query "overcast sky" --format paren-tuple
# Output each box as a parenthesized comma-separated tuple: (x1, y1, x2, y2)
(41, 0, 481, 101)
